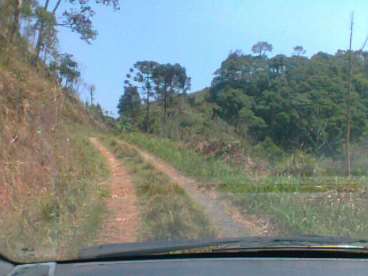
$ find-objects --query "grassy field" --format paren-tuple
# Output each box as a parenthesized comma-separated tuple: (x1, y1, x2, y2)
(103, 136, 215, 241)
(121, 132, 368, 239)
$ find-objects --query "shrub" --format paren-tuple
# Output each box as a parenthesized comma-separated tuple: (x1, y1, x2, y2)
(253, 137, 285, 163)
(274, 151, 323, 177)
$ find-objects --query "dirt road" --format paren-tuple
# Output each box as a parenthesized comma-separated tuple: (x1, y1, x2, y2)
(120, 141, 273, 238)
(90, 138, 140, 244)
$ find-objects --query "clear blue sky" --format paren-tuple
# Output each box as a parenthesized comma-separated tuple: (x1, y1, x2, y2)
(58, 0, 368, 116)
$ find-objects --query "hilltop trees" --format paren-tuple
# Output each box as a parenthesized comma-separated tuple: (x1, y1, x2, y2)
(117, 86, 141, 124)
(210, 48, 368, 158)
(293, 45, 306, 56)
(153, 63, 191, 121)
(251, 41, 273, 57)
(121, 61, 191, 132)
(125, 61, 159, 132)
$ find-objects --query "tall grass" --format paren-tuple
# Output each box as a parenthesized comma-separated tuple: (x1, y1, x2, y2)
(104, 137, 215, 241)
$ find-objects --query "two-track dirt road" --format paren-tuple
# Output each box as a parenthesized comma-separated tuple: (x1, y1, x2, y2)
(91, 137, 273, 243)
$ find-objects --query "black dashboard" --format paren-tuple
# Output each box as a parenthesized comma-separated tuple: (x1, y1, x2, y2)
(3, 257, 368, 275)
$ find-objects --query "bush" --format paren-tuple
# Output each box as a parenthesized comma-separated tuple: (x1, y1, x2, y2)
(274, 151, 323, 177)
(253, 137, 285, 163)
(117, 118, 134, 132)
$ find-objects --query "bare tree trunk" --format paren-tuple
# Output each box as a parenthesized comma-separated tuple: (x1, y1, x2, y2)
(9, 0, 22, 44)
(90, 89, 94, 105)
(163, 93, 167, 120)
(163, 85, 168, 123)
(33, 0, 51, 64)
(346, 13, 354, 177)
(145, 89, 150, 132)
(52, 0, 62, 14)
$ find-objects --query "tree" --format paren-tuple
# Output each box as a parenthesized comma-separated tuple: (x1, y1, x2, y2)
(89, 84, 95, 105)
(35, 4, 58, 62)
(9, 0, 22, 43)
(293, 45, 306, 56)
(117, 86, 141, 124)
(270, 54, 287, 75)
(0, 0, 33, 45)
(126, 61, 159, 132)
(153, 63, 191, 121)
(33, 0, 120, 63)
(251, 41, 273, 57)
(50, 53, 80, 89)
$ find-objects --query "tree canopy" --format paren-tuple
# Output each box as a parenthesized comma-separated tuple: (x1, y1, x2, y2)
(210, 49, 368, 156)
(117, 86, 141, 122)
(251, 41, 273, 57)
(123, 61, 191, 131)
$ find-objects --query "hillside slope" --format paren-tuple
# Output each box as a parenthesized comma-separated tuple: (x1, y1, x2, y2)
(0, 55, 110, 261)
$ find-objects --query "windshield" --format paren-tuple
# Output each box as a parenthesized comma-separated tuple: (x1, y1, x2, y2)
(1, 0, 368, 263)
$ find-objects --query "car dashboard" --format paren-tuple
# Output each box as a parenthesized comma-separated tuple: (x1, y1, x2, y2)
(3, 257, 368, 275)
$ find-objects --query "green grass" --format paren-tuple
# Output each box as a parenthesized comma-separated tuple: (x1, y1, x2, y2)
(103, 137, 215, 241)
(120, 132, 368, 238)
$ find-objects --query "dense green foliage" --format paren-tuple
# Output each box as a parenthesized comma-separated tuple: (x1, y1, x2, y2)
(117, 86, 141, 121)
(210, 49, 368, 156)
(118, 61, 191, 132)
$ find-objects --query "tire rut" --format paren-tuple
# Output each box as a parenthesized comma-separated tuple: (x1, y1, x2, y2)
(90, 137, 140, 244)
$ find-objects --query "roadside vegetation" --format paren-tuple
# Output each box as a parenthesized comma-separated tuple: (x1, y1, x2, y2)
(102, 137, 215, 241)
(120, 132, 368, 239)
(0, 125, 110, 262)
(0, 44, 113, 262)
